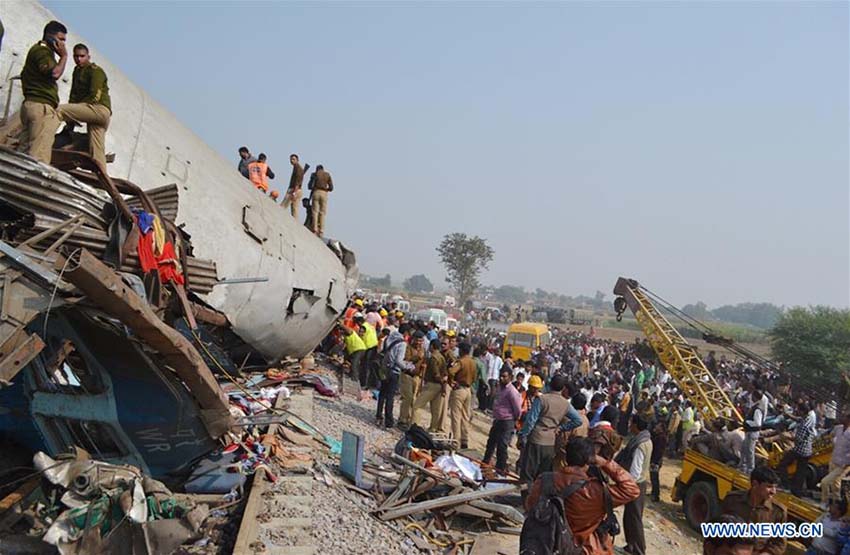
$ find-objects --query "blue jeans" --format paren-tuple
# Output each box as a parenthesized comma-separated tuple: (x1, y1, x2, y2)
(377, 371, 400, 425)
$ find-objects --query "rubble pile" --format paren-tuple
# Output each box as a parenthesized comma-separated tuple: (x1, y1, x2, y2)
(1, 450, 209, 555)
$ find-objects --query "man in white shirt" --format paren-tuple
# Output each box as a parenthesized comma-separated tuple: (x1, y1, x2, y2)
(615, 414, 652, 555)
(740, 388, 765, 475)
(485, 348, 503, 411)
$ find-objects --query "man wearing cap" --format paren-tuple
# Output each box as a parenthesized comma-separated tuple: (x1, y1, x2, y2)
(340, 324, 366, 399)
(356, 313, 379, 391)
(413, 339, 448, 433)
(516, 374, 582, 499)
(447, 342, 477, 449)
(398, 330, 426, 430)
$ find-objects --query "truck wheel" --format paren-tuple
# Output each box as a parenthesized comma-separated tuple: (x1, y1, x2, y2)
(683, 480, 720, 530)
(803, 463, 820, 491)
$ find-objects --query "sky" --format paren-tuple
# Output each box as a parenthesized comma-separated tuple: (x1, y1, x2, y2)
(43, 0, 849, 309)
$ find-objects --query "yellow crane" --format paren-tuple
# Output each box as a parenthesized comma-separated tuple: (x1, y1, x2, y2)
(612, 277, 742, 424)
(612, 276, 822, 529)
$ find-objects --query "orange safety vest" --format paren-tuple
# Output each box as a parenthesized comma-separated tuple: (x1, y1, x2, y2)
(247, 161, 269, 191)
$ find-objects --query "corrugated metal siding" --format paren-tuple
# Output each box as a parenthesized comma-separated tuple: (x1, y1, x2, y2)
(0, 148, 217, 294)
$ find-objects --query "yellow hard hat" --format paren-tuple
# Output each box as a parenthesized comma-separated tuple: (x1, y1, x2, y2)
(395, 310, 404, 318)
(379, 308, 388, 317)
(354, 299, 364, 307)
(528, 375, 544, 389)
(445, 330, 456, 338)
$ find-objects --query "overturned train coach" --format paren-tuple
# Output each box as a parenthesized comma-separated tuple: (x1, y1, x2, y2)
(0, 1, 358, 480)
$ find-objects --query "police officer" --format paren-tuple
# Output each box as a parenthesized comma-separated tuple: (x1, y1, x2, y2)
(412, 340, 448, 433)
(20, 20, 68, 164)
(58, 43, 112, 167)
(448, 342, 477, 449)
(721, 466, 787, 555)
(310, 164, 333, 237)
(398, 330, 426, 430)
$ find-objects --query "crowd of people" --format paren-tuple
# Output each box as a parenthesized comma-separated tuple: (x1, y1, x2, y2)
(325, 292, 848, 554)
(236, 147, 335, 238)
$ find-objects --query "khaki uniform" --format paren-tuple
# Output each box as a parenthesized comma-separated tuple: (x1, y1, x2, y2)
(20, 42, 61, 164)
(721, 490, 787, 555)
(448, 356, 477, 444)
(412, 350, 447, 433)
(439, 350, 458, 435)
(283, 162, 305, 217)
(398, 343, 425, 427)
(310, 169, 333, 236)
(59, 62, 111, 166)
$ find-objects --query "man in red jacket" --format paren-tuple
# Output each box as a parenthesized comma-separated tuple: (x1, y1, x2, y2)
(525, 437, 640, 555)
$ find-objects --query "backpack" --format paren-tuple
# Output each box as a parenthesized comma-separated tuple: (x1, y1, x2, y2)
(375, 337, 405, 381)
(519, 473, 586, 555)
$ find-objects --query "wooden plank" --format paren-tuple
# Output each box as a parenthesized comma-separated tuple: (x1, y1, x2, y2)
(450, 503, 494, 519)
(468, 499, 524, 524)
(0, 478, 39, 513)
(377, 485, 519, 521)
(0, 333, 44, 383)
(0, 478, 40, 531)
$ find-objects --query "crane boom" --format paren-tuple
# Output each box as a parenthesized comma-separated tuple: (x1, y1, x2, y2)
(613, 277, 742, 423)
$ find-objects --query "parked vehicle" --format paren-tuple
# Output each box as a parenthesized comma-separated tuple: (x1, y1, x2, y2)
(502, 322, 550, 361)
(414, 308, 449, 330)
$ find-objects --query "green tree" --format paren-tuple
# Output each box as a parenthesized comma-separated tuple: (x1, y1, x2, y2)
(769, 306, 850, 390)
(436, 233, 494, 308)
(403, 274, 434, 293)
(682, 301, 711, 321)
(711, 302, 784, 329)
(494, 285, 527, 304)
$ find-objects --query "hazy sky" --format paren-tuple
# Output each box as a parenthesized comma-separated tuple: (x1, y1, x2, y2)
(44, 1, 849, 309)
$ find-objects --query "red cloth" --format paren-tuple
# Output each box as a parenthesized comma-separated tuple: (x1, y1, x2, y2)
(155, 241, 184, 285)
(137, 228, 157, 273)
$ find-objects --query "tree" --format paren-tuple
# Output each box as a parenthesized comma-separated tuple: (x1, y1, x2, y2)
(436, 233, 494, 308)
(494, 285, 527, 304)
(682, 301, 710, 321)
(711, 302, 784, 329)
(403, 274, 434, 294)
(361, 273, 391, 288)
(769, 306, 850, 391)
